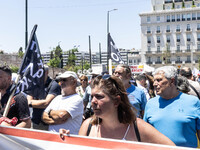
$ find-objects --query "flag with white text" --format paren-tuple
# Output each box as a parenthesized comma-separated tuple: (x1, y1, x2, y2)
(108, 33, 124, 64)
(16, 25, 45, 96)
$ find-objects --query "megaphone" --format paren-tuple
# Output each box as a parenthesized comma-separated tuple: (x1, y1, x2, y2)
(83, 69, 87, 75)
(87, 68, 93, 74)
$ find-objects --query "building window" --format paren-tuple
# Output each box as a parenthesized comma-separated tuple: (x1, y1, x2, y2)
(166, 25, 170, 32)
(157, 26, 160, 33)
(182, 14, 186, 21)
(197, 44, 200, 50)
(198, 13, 200, 20)
(157, 46, 160, 52)
(177, 56, 180, 62)
(147, 46, 151, 52)
(157, 16, 160, 22)
(157, 36, 160, 43)
(197, 33, 200, 41)
(147, 36, 151, 43)
(147, 26, 151, 33)
(157, 57, 161, 63)
(176, 5, 181, 9)
(177, 14, 180, 21)
(186, 34, 191, 41)
(187, 56, 191, 61)
(147, 57, 151, 63)
(186, 4, 191, 8)
(167, 15, 170, 22)
(198, 24, 200, 30)
(177, 45, 180, 52)
(187, 44, 190, 51)
(176, 25, 180, 32)
(167, 35, 170, 43)
(172, 15, 175, 22)
(147, 16, 151, 22)
(192, 13, 196, 20)
(197, 3, 200, 7)
(187, 13, 191, 21)
(177, 34, 180, 42)
(186, 24, 191, 31)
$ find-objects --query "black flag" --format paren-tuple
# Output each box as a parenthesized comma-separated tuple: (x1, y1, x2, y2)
(16, 25, 45, 96)
(108, 33, 124, 64)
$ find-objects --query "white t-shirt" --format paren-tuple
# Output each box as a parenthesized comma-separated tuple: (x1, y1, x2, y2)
(44, 94, 83, 134)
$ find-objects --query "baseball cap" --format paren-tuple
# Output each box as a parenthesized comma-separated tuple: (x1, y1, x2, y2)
(57, 71, 81, 86)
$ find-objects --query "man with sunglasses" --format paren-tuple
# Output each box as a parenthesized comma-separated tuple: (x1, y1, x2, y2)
(113, 64, 147, 118)
(42, 71, 83, 134)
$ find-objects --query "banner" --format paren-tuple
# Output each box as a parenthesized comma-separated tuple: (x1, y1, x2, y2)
(108, 33, 124, 64)
(16, 25, 45, 96)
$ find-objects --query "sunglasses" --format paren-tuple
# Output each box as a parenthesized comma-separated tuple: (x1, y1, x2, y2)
(81, 79, 87, 82)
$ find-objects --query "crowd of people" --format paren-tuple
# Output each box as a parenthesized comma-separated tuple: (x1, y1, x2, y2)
(0, 64, 200, 148)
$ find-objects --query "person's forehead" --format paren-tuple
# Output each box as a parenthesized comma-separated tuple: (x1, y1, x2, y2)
(115, 66, 124, 72)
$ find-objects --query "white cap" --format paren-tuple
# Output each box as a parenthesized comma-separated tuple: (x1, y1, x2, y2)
(57, 71, 81, 86)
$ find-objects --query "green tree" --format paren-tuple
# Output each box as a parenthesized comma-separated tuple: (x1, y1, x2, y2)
(162, 43, 171, 64)
(10, 65, 19, 73)
(18, 47, 24, 58)
(47, 44, 63, 76)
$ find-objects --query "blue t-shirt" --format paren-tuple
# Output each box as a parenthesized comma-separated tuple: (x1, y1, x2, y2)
(143, 92, 200, 148)
(126, 84, 147, 117)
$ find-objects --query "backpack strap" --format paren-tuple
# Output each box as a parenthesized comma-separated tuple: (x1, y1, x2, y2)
(134, 120, 141, 142)
(87, 123, 92, 136)
(189, 83, 200, 99)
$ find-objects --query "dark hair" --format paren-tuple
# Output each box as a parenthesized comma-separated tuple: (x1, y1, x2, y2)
(117, 64, 131, 75)
(136, 74, 146, 81)
(90, 75, 136, 125)
(180, 67, 192, 78)
(0, 66, 12, 76)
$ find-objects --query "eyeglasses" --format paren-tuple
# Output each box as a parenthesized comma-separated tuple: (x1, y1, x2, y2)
(81, 79, 87, 82)
(113, 71, 123, 75)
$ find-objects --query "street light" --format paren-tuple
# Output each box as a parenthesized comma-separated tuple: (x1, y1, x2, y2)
(107, 9, 117, 71)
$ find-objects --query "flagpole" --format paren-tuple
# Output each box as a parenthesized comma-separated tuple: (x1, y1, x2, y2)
(3, 25, 39, 117)
(3, 75, 20, 117)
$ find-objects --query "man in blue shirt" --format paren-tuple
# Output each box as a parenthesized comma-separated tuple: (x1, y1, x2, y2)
(143, 66, 200, 148)
(113, 64, 147, 118)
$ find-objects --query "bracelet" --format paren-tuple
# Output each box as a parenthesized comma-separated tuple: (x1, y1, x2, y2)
(29, 101, 32, 107)
(48, 109, 52, 118)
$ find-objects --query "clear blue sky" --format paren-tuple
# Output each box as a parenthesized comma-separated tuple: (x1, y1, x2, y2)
(0, 0, 151, 54)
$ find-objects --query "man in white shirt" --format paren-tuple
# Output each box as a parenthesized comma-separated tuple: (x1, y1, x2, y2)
(42, 71, 83, 134)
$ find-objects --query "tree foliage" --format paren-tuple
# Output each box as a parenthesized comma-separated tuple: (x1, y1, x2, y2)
(48, 45, 63, 68)
(18, 47, 24, 58)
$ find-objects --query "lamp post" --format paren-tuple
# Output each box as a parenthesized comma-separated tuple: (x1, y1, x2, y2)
(107, 9, 117, 71)
(25, 0, 28, 48)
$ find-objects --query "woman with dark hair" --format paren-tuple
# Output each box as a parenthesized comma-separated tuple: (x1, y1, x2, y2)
(60, 75, 174, 145)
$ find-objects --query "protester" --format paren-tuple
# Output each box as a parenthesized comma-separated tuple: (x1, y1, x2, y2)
(180, 67, 200, 99)
(0, 66, 31, 128)
(143, 66, 200, 148)
(60, 75, 175, 146)
(177, 75, 190, 94)
(42, 71, 83, 134)
(82, 74, 98, 120)
(113, 64, 147, 118)
(76, 75, 88, 98)
(135, 74, 150, 101)
(27, 65, 61, 130)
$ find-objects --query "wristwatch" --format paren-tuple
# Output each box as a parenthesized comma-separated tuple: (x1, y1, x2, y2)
(29, 101, 32, 107)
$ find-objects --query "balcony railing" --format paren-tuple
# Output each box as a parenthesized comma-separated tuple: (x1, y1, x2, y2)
(157, 40, 160, 43)
(185, 0, 192, 1)
(146, 61, 152, 64)
(155, 61, 162, 64)
(198, 38, 200, 41)
(175, 0, 183, 2)
(186, 28, 191, 31)
(192, 17, 196, 20)
(166, 30, 171, 33)
(175, 61, 182, 63)
(156, 30, 161, 33)
(147, 41, 151, 44)
(176, 29, 181, 32)
(185, 60, 191, 63)
(187, 39, 191, 42)
(167, 19, 170, 22)
(146, 51, 152, 54)
(167, 40, 170, 43)
(177, 39, 180, 42)
(165, 0, 173, 3)
(147, 31, 151, 34)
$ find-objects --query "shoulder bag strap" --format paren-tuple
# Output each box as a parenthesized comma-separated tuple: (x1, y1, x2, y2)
(134, 120, 141, 142)
(189, 83, 200, 99)
(87, 123, 92, 136)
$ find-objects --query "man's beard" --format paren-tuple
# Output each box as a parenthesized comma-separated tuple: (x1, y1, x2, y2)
(0, 82, 8, 91)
